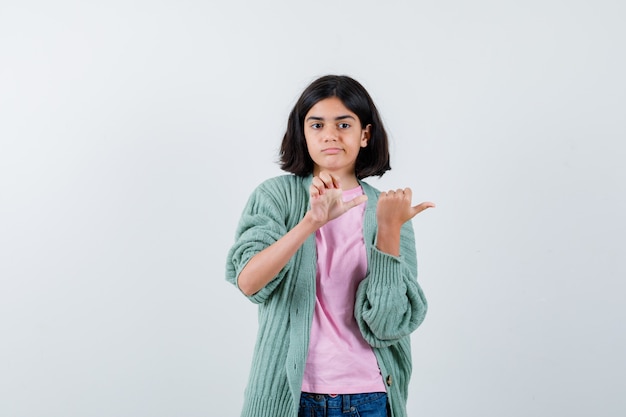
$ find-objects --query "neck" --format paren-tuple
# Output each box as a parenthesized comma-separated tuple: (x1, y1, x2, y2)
(340, 177, 360, 189)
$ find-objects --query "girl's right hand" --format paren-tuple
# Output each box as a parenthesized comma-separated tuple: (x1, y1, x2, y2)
(306, 171, 368, 227)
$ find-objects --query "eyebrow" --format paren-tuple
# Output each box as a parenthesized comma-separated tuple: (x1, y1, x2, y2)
(305, 115, 356, 122)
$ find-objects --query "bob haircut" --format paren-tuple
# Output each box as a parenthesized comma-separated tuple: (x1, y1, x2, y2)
(279, 75, 391, 179)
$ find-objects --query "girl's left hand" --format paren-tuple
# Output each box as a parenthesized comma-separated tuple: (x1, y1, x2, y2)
(376, 188, 435, 230)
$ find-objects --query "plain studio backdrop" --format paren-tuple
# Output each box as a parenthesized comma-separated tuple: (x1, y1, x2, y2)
(1, 1, 625, 416)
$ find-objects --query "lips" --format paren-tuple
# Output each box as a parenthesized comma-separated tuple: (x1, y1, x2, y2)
(321, 147, 342, 154)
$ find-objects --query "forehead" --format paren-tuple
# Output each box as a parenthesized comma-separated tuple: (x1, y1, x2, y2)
(306, 97, 355, 117)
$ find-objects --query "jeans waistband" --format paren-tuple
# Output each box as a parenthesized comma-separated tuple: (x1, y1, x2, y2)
(301, 392, 386, 412)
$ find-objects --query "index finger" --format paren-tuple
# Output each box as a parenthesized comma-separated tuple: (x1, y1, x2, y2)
(318, 171, 340, 189)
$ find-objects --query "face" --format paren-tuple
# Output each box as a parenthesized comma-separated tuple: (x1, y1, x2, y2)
(303, 97, 371, 183)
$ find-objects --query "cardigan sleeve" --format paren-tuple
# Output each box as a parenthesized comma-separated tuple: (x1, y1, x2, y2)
(354, 220, 428, 347)
(225, 183, 293, 304)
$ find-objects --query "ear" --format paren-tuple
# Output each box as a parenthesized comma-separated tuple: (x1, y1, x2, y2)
(361, 124, 371, 147)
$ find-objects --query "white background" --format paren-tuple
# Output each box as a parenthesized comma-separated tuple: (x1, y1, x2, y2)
(1, 1, 625, 416)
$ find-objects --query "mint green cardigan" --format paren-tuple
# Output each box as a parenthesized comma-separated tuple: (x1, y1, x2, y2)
(226, 174, 427, 417)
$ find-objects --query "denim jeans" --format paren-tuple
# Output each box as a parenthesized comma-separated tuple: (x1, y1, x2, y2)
(298, 392, 388, 417)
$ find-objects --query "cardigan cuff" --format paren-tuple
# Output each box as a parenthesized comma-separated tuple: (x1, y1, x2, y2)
(367, 246, 405, 288)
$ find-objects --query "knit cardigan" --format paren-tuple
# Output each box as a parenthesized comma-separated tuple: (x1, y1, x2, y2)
(226, 174, 427, 417)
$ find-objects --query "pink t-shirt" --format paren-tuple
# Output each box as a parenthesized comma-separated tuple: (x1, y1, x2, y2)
(301, 185, 386, 394)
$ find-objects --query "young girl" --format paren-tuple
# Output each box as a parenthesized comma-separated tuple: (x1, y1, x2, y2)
(226, 75, 434, 417)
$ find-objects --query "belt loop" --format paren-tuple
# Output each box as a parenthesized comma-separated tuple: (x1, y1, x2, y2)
(342, 394, 351, 413)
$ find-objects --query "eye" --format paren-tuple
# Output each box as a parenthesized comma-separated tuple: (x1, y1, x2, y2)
(338, 122, 350, 129)
(310, 123, 323, 129)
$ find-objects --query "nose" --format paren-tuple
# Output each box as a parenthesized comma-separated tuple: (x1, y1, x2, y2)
(323, 126, 338, 141)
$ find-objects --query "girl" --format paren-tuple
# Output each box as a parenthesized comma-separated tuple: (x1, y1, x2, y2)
(226, 75, 434, 417)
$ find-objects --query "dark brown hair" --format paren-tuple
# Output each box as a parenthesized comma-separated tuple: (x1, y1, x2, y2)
(279, 75, 391, 179)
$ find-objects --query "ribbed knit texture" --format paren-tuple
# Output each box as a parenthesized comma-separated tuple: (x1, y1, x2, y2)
(226, 174, 427, 417)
